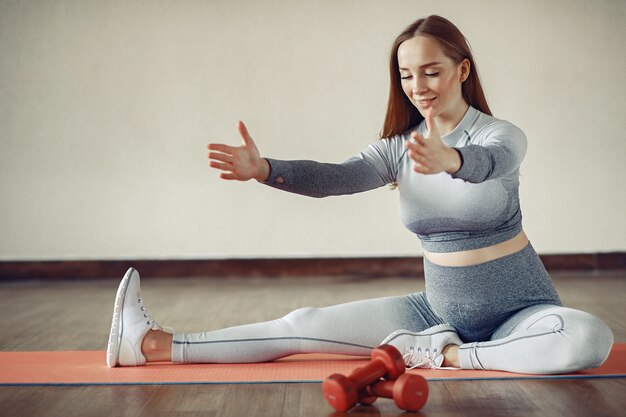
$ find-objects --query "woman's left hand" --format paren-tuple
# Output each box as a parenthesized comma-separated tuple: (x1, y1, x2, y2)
(405, 110, 462, 175)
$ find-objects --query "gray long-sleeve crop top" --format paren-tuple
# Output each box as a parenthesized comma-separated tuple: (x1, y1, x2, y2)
(262, 106, 528, 253)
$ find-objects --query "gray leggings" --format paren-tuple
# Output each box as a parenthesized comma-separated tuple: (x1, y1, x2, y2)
(172, 244, 614, 374)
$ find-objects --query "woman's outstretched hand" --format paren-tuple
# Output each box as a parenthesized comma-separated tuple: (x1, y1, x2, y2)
(207, 121, 270, 182)
(405, 110, 462, 175)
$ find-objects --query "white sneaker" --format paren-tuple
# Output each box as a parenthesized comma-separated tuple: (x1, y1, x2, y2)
(106, 267, 167, 367)
(381, 324, 462, 369)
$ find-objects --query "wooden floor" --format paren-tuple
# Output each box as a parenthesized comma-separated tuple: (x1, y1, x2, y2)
(0, 270, 624, 417)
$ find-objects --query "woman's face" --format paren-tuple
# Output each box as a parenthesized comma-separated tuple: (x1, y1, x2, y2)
(397, 35, 469, 120)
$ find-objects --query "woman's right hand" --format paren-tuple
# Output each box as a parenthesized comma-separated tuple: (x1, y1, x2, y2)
(207, 121, 270, 182)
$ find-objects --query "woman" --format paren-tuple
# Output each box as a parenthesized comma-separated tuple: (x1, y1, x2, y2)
(106, 15, 613, 374)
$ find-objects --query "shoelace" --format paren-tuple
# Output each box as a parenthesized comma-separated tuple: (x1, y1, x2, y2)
(403, 346, 461, 370)
(138, 298, 173, 332)
(403, 346, 440, 369)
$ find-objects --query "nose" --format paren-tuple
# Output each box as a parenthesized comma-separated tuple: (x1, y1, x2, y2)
(411, 76, 428, 96)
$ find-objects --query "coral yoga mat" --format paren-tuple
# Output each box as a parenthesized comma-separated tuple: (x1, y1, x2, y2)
(1, 344, 624, 386)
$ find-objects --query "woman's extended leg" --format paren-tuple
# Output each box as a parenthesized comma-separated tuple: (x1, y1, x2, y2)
(458, 304, 614, 374)
(171, 292, 443, 363)
(107, 268, 444, 366)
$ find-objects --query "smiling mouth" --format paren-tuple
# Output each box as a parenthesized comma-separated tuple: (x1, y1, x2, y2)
(416, 97, 437, 105)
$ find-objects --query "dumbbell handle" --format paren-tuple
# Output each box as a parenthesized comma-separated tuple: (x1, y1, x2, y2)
(365, 379, 394, 397)
(347, 360, 388, 388)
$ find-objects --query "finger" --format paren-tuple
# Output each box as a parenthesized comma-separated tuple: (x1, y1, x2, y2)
(405, 138, 421, 152)
(409, 150, 428, 165)
(425, 112, 433, 138)
(237, 121, 254, 147)
(405, 140, 426, 158)
(406, 146, 425, 165)
(220, 172, 238, 180)
(411, 131, 427, 146)
(208, 152, 233, 164)
(425, 109, 438, 139)
(209, 161, 232, 171)
(208, 143, 237, 153)
(413, 163, 430, 174)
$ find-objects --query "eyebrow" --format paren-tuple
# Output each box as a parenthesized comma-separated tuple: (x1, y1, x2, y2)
(399, 61, 442, 70)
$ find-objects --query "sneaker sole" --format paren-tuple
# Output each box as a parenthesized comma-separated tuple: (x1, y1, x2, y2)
(106, 268, 135, 368)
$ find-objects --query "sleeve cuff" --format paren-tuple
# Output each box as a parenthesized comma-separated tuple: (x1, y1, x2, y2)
(450, 146, 487, 183)
(261, 158, 293, 187)
(451, 147, 471, 180)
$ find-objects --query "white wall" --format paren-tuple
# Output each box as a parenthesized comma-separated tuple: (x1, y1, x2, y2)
(1, 0, 625, 260)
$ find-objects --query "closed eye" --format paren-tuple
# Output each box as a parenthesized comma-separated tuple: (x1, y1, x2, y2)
(400, 73, 439, 80)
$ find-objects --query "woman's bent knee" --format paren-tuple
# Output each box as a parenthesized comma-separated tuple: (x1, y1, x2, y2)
(575, 313, 614, 369)
(553, 309, 614, 372)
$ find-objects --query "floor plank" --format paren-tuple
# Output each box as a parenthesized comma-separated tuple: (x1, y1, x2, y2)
(60, 385, 158, 417)
(444, 379, 543, 417)
(217, 384, 285, 417)
(141, 384, 229, 417)
(517, 379, 626, 417)
(0, 386, 86, 417)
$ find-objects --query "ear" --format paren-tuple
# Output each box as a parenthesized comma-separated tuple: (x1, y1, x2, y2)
(459, 59, 471, 82)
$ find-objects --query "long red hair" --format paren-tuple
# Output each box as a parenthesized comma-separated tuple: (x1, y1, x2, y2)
(381, 15, 492, 139)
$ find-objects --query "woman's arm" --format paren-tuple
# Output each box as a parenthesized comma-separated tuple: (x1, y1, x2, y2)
(207, 121, 392, 198)
(260, 157, 386, 198)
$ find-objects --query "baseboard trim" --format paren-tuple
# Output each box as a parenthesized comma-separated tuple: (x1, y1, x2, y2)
(0, 252, 624, 280)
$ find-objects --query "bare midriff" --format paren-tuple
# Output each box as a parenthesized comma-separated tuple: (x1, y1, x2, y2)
(423, 230, 529, 267)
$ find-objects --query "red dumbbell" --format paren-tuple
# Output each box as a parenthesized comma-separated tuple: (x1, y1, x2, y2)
(322, 344, 406, 412)
(358, 373, 429, 411)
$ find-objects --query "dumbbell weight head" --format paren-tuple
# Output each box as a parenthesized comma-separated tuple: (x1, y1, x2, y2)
(371, 344, 407, 381)
(322, 373, 358, 412)
(393, 373, 428, 411)
(366, 373, 429, 412)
